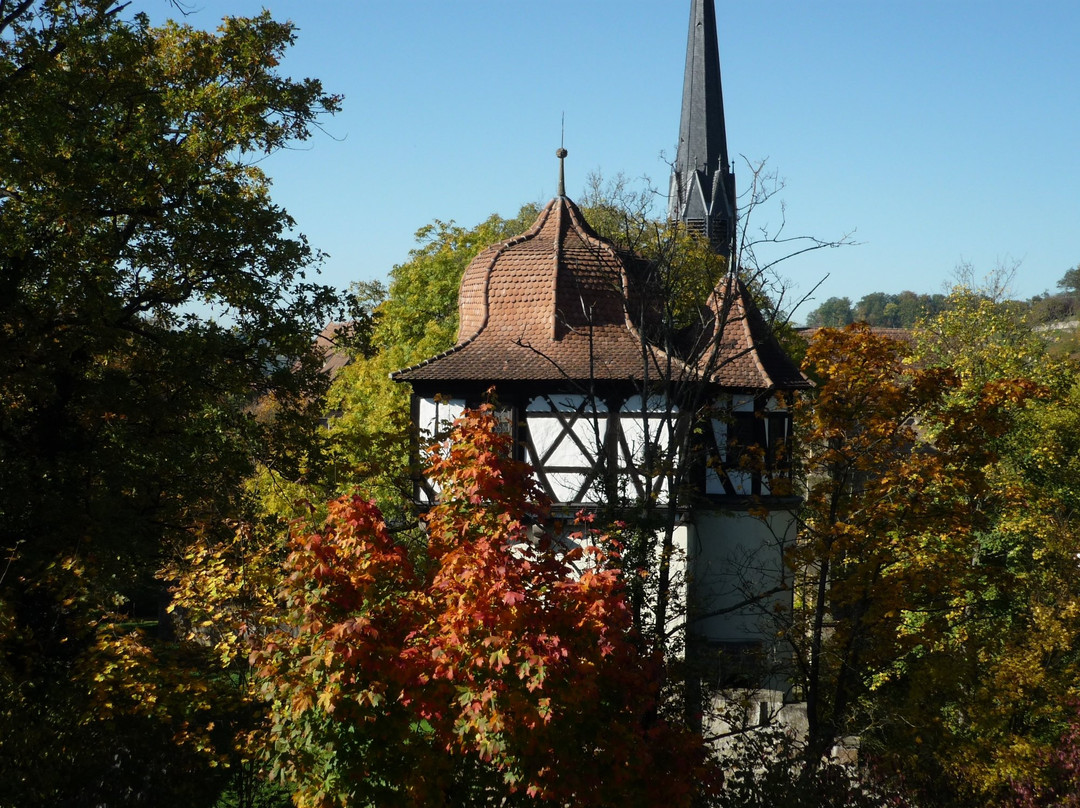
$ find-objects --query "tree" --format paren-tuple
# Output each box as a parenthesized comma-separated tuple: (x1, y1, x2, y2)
(787, 295, 1080, 805)
(1056, 264, 1080, 297)
(1029, 264, 1080, 330)
(789, 324, 1039, 781)
(1008, 705, 1080, 808)
(275, 164, 850, 801)
(310, 207, 547, 519)
(895, 290, 947, 328)
(804, 291, 950, 330)
(0, 3, 339, 803)
(913, 287, 1059, 402)
(805, 296, 854, 327)
(709, 696, 913, 808)
(873, 289, 1080, 803)
(571, 164, 845, 704)
(853, 292, 894, 326)
(254, 406, 708, 807)
(171, 201, 600, 806)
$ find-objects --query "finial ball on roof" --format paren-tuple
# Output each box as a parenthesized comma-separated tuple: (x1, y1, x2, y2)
(556, 147, 568, 158)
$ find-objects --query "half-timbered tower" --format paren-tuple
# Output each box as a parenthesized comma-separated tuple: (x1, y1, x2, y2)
(392, 0, 810, 690)
(392, 168, 690, 510)
(686, 272, 809, 686)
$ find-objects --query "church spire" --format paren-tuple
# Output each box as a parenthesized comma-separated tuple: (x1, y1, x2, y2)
(669, 0, 737, 259)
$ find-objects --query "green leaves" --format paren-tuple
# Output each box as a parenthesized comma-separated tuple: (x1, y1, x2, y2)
(0, 3, 340, 803)
(792, 323, 1040, 779)
(796, 309, 1080, 803)
(376, 207, 541, 357)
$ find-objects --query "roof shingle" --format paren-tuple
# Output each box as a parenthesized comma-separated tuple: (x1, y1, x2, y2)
(392, 197, 809, 393)
(394, 197, 687, 384)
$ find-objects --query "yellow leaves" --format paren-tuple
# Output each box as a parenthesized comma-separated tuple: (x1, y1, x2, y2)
(290, 690, 313, 715)
(316, 689, 335, 714)
(792, 324, 1077, 784)
(488, 648, 511, 672)
(167, 520, 287, 668)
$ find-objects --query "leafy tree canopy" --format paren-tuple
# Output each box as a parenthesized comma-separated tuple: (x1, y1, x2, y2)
(803, 296, 853, 327)
(0, 2, 340, 803)
(255, 407, 709, 807)
(1056, 264, 1080, 296)
(803, 291, 948, 329)
(791, 300, 1080, 805)
(793, 322, 1057, 805)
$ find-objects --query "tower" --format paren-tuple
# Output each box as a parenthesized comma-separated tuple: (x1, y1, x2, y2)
(392, 0, 810, 695)
(392, 161, 688, 510)
(668, 0, 810, 691)
(669, 0, 738, 259)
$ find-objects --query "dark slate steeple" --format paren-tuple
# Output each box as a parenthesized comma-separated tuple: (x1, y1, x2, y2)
(669, 0, 737, 259)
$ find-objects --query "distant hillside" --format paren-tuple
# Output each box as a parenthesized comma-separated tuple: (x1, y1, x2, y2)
(802, 269, 1080, 330)
(801, 291, 948, 329)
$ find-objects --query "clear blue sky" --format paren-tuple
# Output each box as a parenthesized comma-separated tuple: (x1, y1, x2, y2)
(162, 1, 1079, 319)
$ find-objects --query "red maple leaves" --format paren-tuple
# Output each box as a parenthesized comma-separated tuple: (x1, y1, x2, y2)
(255, 405, 706, 806)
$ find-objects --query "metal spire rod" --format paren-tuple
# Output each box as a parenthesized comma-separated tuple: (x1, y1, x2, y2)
(557, 149, 567, 198)
(557, 113, 567, 197)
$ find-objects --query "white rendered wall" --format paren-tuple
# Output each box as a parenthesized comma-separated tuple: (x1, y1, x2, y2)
(617, 395, 679, 504)
(418, 397, 465, 442)
(706, 393, 791, 497)
(417, 397, 465, 503)
(667, 523, 691, 638)
(525, 394, 609, 504)
(686, 509, 795, 644)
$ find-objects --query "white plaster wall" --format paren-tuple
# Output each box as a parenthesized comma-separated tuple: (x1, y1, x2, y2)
(732, 394, 755, 413)
(669, 522, 690, 638)
(728, 470, 754, 496)
(526, 394, 608, 504)
(618, 395, 678, 504)
(417, 397, 465, 502)
(706, 416, 728, 495)
(686, 509, 795, 644)
(418, 397, 465, 442)
(638, 523, 690, 640)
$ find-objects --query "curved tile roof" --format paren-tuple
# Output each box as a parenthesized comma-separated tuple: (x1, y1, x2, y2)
(393, 196, 686, 384)
(392, 196, 808, 393)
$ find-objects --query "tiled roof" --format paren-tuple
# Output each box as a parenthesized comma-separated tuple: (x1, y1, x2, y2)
(315, 321, 352, 378)
(393, 197, 690, 384)
(699, 274, 812, 391)
(392, 197, 808, 393)
(799, 325, 914, 343)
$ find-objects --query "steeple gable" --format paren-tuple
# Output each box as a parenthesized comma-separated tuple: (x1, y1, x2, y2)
(669, 0, 737, 258)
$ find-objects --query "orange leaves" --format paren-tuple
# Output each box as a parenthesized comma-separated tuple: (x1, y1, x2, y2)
(501, 590, 525, 606)
(794, 326, 1015, 724)
(256, 404, 706, 806)
(256, 494, 418, 728)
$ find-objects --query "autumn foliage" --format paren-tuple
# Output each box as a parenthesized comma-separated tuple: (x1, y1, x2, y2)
(790, 321, 1080, 805)
(254, 406, 707, 807)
